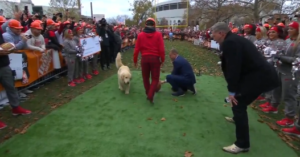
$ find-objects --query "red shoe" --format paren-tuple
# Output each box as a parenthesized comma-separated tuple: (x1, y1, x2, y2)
(92, 70, 99, 75)
(259, 102, 270, 108)
(262, 106, 278, 113)
(12, 106, 32, 116)
(0, 121, 7, 130)
(85, 74, 92, 80)
(276, 118, 294, 127)
(282, 126, 300, 138)
(74, 78, 83, 84)
(256, 96, 265, 101)
(68, 81, 76, 87)
(79, 77, 85, 82)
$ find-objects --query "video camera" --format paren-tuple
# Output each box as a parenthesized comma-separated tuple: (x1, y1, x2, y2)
(53, 12, 63, 18)
(98, 18, 107, 26)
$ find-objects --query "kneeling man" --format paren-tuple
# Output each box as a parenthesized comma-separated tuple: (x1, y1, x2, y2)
(161, 48, 196, 96)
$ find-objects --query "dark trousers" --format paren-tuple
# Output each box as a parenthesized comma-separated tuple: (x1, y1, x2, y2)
(110, 45, 115, 63)
(232, 92, 261, 148)
(100, 46, 110, 68)
(141, 56, 161, 100)
(166, 74, 193, 91)
(114, 44, 121, 61)
(0, 66, 19, 108)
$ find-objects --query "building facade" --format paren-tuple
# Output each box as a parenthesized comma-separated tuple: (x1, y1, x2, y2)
(0, 0, 33, 18)
(154, 0, 188, 26)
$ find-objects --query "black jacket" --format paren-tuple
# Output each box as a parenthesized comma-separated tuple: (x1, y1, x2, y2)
(220, 32, 280, 96)
(96, 25, 110, 47)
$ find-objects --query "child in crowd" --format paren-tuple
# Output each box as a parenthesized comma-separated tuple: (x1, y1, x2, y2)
(73, 26, 92, 82)
(25, 21, 45, 52)
(63, 29, 79, 87)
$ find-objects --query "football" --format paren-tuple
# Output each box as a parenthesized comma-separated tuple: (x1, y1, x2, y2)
(0, 42, 15, 51)
(155, 82, 161, 92)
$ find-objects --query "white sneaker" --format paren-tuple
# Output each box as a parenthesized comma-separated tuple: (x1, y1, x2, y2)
(19, 92, 27, 98)
(217, 61, 222, 65)
(23, 89, 33, 94)
(225, 117, 235, 123)
(223, 144, 249, 154)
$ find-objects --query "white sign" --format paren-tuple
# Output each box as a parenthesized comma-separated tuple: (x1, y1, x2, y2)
(80, 36, 101, 57)
(8, 53, 23, 80)
(211, 40, 220, 50)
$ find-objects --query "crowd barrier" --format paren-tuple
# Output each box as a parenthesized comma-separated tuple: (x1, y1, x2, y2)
(0, 49, 66, 92)
(0, 37, 137, 106)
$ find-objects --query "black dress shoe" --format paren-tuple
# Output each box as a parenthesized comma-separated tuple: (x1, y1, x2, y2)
(189, 85, 196, 95)
(171, 88, 178, 92)
(172, 89, 185, 97)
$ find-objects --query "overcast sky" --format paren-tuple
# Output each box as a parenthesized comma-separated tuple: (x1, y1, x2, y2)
(31, 0, 172, 18)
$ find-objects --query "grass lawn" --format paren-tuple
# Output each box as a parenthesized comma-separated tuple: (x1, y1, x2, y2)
(0, 40, 299, 156)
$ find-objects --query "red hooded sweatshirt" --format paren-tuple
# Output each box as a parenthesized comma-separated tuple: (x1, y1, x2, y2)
(133, 27, 165, 64)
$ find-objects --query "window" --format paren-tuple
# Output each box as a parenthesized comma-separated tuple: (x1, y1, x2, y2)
(163, 4, 169, 10)
(178, 2, 187, 9)
(159, 6, 163, 11)
(156, 7, 159, 12)
(170, 20, 172, 25)
(178, 20, 181, 24)
(170, 3, 177, 9)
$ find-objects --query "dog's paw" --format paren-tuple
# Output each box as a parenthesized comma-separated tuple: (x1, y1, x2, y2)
(119, 87, 124, 91)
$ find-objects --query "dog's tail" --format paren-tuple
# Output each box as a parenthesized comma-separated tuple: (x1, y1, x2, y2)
(115, 52, 123, 69)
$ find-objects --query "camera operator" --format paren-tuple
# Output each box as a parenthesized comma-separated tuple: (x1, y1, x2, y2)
(96, 18, 111, 70)
(52, 12, 63, 23)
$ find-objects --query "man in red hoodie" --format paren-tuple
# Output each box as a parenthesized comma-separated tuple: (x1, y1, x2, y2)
(133, 18, 165, 103)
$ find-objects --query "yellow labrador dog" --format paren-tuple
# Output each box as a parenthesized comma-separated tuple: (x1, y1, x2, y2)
(116, 52, 132, 94)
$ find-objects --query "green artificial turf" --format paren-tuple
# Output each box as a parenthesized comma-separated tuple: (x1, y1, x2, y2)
(0, 71, 297, 157)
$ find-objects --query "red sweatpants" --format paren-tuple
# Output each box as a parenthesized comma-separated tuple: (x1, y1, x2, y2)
(141, 55, 161, 100)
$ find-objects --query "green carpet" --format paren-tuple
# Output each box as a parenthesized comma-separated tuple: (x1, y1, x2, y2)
(0, 71, 297, 157)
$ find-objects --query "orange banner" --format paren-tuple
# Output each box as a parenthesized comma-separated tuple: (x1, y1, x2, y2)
(0, 50, 66, 92)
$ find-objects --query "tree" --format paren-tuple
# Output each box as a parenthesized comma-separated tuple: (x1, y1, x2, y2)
(48, 0, 81, 21)
(189, 0, 247, 27)
(237, 0, 300, 22)
(129, 0, 156, 25)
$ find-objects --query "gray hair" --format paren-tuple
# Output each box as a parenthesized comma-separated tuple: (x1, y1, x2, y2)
(211, 22, 230, 33)
(170, 48, 178, 54)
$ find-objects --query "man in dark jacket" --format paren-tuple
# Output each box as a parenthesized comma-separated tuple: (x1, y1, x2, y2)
(107, 24, 115, 63)
(0, 27, 31, 130)
(211, 22, 280, 154)
(160, 48, 196, 96)
(96, 18, 111, 70)
(113, 26, 122, 59)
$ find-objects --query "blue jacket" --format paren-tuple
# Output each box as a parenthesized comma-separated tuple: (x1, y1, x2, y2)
(3, 27, 26, 50)
(172, 55, 196, 84)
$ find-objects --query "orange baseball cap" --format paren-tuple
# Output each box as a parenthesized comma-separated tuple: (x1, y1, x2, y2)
(46, 19, 55, 26)
(145, 18, 156, 26)
(277, 23, 285, 27)
(8, 19, 23, 29)
(0, 16, 6, 24)
(34, 20, 43, 24)
(64, 21, 71, 25)
(30, 21, 43, 30)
